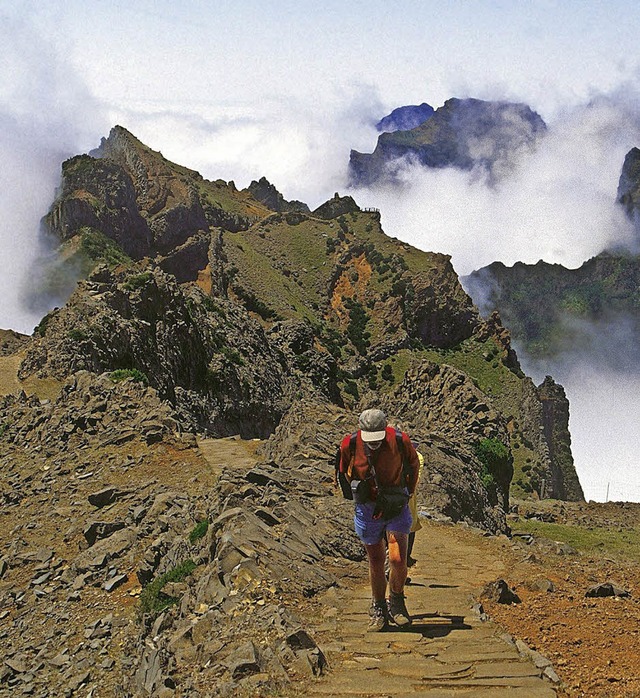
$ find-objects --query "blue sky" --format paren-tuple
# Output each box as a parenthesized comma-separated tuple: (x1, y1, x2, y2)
(3, 0, 640, 118)
(11, 0, 640, 118)
(2, 0, 640, 500)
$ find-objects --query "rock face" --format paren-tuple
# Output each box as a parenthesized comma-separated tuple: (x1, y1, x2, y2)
(617, 147, 640, 241)
(349, 97, 547, 187)
(537, 376, 585, 501)
(20, 264, 290, 437)
(245, 177, 310, 214)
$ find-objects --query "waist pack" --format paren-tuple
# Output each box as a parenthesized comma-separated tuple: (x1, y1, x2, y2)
(374, 486, 409, 521)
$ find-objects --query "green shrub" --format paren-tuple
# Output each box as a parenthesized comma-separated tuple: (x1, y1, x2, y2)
(68, 328, 88, 342)
(109, 369, 149, 386)
(34, 313, 54, 337)
(474, 438, 512, 498)
(475, 438, 511, 473)
(344, 297, 370, 355)
(123, 271, 153, 291)
(189, 520, 209, 543)
(139, 559, 197, 618)
(221, 346, 245, 366)
(343, 380, 359, 400)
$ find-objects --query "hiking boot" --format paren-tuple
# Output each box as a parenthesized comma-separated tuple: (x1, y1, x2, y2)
(367, 600, 388, 632)
(388, 591, 412, 626)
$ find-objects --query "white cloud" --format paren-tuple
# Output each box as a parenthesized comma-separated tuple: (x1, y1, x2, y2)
(109, 86, 383, 211)
(0, 16, 108, 333)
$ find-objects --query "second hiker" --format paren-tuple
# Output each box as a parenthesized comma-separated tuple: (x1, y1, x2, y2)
(336, 408, 420, 631)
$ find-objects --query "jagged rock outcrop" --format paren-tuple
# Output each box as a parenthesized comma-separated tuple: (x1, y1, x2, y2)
(312, 193, 361, 220)
(0, 371, 179, 454)
(245, 177, 310, 214)
(19, 263, 289, 437)
(44, 126, 271, 266)
(537, 376, 585, 501)
(349, 97, 547, 187)
(44, 154, 152, 258)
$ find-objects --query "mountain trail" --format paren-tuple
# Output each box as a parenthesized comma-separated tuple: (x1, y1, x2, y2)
(296, 520, 558, 697)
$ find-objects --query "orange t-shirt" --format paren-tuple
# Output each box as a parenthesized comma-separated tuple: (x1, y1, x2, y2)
(338, 426, 420, 496)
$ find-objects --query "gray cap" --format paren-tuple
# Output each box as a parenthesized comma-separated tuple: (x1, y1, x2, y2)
(359, 408, 387, 442)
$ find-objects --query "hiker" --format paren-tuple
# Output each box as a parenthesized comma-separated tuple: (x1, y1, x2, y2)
(336, 408, 420, 631)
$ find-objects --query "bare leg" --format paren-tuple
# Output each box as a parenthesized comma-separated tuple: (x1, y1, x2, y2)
(365, 539, 387, 602)
(387, 531, 408, 595)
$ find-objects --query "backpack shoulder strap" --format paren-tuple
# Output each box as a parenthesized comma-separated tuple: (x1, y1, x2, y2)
(348, 432, 357, 477)
(394, 428, 404, 454)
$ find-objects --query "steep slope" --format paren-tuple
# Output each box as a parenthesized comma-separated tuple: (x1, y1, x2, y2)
(349, 97, 547, 187)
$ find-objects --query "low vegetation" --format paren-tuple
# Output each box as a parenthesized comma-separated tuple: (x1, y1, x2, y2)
(511, 518, 640, 563)
(139, 560, 197, 618)
(109, 369, 149, 386)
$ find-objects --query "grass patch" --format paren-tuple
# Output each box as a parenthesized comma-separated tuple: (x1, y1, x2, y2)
(511, 519, 640, 563)
(139, 559, 197, 617)
(80, 228, 131, 267)
(109, 368, 149, 386)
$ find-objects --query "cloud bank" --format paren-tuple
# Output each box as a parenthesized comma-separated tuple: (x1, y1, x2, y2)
(0, 16, 108, 333)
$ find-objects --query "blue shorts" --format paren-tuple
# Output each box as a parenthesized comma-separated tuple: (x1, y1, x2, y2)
(354, 500, 413, 545)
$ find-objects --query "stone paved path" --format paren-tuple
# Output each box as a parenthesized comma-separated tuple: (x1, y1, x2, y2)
(304, 520, 558, 697)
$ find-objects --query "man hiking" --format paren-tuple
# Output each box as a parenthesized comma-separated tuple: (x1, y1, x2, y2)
(336, 408, 420, 631)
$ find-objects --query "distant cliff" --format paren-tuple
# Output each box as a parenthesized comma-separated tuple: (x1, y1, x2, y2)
(376, 102, 434, 133)
(465, 253, 640, 369)
(349, 97, 547, 187)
